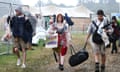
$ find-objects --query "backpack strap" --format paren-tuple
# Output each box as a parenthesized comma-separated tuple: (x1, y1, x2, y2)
(92, 21, 98, 29)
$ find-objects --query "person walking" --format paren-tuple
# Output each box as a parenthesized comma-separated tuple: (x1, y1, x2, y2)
(85, 10, 109, 72)
(110, 16, 120, 54)
(10, 6, 29, 68)
(47, 14, 71, 71)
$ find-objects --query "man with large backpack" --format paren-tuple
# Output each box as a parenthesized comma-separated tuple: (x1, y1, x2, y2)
(10, 6, 30, 68)
(85, 10, 109, 72)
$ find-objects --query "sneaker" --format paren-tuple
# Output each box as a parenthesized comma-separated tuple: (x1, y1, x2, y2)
(101, 65, 105, 72)
(21, 64, 26, 68)
(59, 64, 64, 71)
(111, 50, 114, 54)
(16, 59, 21, 66)
(95, 63, 99, 72)
(115, 50, 118, 54)
(106, 44, 111, 48)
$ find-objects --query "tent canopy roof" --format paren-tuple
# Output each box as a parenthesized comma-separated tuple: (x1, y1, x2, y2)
(28, 5, 93, 18)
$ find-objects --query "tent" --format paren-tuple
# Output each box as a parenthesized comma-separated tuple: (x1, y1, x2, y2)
(28, 5, 93, 18)
(23, 5, 93, 31)
(41, 5, 93, 18)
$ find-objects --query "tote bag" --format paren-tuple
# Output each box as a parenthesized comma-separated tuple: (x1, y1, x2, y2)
(45, 33, 58, 48)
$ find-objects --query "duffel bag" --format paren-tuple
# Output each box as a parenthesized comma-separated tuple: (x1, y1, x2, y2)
(69, 43, 89, 67)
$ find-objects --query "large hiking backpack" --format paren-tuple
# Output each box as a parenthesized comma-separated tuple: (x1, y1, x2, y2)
(92, 21, 104, 44)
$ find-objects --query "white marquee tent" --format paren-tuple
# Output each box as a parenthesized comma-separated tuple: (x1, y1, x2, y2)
(28, 5, 93, 18)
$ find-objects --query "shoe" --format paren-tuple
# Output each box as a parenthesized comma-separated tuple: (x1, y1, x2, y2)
(21, 64, 26, 68)
(111, 51, 114, 54)
(101, 65, 105, 72)
(95, 63, 99, 72)
(16, 59, 21, 66)
(59, 64, 64, 71)
(115, 50, 118, 54)
(106, 44, 111, 48)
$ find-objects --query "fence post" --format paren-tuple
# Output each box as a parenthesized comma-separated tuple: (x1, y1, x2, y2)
(83, 24, 85, 34)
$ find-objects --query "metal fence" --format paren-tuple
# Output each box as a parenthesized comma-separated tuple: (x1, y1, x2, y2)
(0, 2, 26, 55)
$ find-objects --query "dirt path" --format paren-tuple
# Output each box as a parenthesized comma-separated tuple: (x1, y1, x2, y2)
(40, 46, 120, 72)
(1, 34, 120, 72)
(37, 34, 120, 72)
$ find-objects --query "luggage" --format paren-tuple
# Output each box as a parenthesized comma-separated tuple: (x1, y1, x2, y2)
(69, 42, 89, 67)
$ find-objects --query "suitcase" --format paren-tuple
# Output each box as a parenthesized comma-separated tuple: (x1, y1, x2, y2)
(69, 43, 89, 67)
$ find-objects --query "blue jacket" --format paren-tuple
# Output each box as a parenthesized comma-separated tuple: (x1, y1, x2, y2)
(10, 16, 28, 43)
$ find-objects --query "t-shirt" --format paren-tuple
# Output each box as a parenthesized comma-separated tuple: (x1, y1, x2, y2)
(87, 17, 109, 35)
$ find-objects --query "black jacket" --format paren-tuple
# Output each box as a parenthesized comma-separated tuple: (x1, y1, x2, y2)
(10, 15, 32, 43)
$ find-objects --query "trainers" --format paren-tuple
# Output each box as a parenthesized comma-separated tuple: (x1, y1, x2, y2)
(95, 63, 99, 72)
(101, 65, 105, 72)
(16, 59, 21, 66)
(106, 44, 111, 48)
(59, 64, 64, 71)
(21, 64, 26, 68)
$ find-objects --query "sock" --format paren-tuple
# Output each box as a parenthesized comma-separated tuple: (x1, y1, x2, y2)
(60, 56, 64, 65)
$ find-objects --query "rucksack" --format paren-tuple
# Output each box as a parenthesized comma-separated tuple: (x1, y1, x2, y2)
(92, 21, 104, 44)
(65, 16, 74, 26)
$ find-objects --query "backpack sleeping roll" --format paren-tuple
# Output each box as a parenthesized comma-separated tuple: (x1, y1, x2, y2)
(92, 21, 104, 44)
(69, 42, 89, 67)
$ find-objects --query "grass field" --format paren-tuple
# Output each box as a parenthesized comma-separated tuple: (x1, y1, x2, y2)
(0, 33, 120, 72)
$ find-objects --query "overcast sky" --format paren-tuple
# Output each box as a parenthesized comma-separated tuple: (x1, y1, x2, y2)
(116, 0, 120, 3)
(21, 0, 120, 6)
(21, 0, 78, 6)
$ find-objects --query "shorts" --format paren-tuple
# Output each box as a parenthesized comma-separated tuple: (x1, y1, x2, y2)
(13, 37, 26, 49)
(89, 35, 105, 55)
(26, 42, 32, 49)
